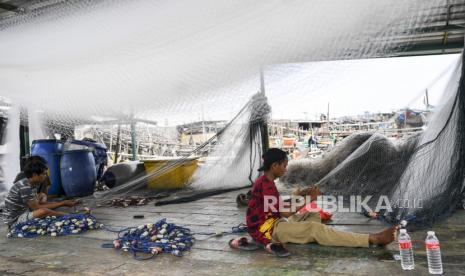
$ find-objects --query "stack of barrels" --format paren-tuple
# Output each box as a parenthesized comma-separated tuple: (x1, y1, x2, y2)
(31, 139, 107, 197)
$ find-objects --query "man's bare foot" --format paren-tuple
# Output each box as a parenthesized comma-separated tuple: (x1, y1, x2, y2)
(368, 226, 399, 245)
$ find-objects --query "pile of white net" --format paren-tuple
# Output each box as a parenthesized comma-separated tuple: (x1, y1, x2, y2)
(281, 54, 465, 227)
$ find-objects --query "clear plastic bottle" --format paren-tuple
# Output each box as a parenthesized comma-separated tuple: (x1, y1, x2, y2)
(425, 231, 443, 274)
(398, 229, 415, 270)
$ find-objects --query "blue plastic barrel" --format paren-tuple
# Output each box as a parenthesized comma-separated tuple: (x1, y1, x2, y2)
(60, 149, 97, 197)
(31, 139, 64, 195)
(70, 140, 108, 180)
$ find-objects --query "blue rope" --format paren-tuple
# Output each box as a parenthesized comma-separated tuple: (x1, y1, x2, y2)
(8, 214, 102, 238)
(8, 214, 235, 261)
(193, 223, 248, 236)
(103, 225, 136, 235)
(361, 208, 417, 229)
(105, 218, 195, 260)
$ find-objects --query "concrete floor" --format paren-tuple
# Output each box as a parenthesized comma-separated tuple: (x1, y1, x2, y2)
(1, 189, 464, 275)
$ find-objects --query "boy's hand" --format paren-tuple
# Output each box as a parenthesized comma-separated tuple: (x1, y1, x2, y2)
(62, 199, 79, 207)
(298, 186, 322, 201)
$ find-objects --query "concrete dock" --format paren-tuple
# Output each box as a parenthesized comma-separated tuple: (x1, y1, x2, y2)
(1, 188, 464, 275)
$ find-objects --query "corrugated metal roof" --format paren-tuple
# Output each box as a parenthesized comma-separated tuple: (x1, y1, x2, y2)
(389, 1, 464, 56)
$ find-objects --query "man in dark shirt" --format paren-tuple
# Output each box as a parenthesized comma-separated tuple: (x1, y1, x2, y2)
(14, 155, 54, 202)
(3, 158, 78, 228)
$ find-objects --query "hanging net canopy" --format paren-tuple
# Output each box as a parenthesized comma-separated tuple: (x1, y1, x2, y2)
(0, 0, 464, 226)
(0, 0, 461, 121)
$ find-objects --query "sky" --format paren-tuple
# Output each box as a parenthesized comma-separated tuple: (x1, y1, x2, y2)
(184, 53, 461, 125)
(263, 54, 461, 121)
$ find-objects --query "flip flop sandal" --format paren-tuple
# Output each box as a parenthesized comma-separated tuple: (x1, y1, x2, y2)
(265, 243, 291, 257)
(236, 193, 249, 206)
(229, 237, 260, 251)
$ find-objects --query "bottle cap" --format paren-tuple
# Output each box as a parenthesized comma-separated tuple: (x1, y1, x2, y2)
(400, 229, 407, 234)
(427, 231, 435, 236)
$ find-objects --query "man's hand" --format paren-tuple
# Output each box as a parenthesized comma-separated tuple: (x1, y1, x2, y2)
(28, 198, 79, 211)
(61, 199, 79, 207)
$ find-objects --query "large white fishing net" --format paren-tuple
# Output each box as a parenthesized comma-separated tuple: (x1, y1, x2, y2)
(0, 0, 454, 122)
(0, 0, 464, 225)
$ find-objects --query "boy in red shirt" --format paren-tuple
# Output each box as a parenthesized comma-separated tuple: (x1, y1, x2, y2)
(246, 148, 397, 257)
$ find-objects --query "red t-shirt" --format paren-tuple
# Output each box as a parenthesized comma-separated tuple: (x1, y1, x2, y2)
(246, 175, 282, 245)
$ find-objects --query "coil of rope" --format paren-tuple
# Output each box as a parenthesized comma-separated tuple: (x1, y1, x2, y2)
(7, 213, 102, 238)
(8, 214, 247, 261)
(101, 218, 195, 260)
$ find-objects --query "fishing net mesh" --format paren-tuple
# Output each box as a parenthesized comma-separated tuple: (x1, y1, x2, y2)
(281, 55, 465, 227)
(0, 0, 463, 226)
(87, 92, 270, 204)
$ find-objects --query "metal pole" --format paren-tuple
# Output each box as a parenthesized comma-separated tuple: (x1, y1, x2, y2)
(425, 89, 430, 109)
(404, 109, 408, 128)
(109, 132, 113, 154)
(131, 120, 137, 161)
(260, 67, 269, 152)
(327, 102, 330, 124)
(114, 123, 121, 163)
(327, 102, 330, 134)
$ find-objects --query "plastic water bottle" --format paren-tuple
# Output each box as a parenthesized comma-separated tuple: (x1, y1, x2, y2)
(398, 229, 414, 270)
(425, 231, 443, 274)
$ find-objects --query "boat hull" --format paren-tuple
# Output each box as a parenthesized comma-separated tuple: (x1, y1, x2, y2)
(143, 158, 198, 189)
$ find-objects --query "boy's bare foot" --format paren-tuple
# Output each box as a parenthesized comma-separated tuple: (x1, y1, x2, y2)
(367, 212, 379, 219)
(368, 226, 399, 245)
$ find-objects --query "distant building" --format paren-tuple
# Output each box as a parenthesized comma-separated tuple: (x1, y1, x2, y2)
(177, 121, 226, 145)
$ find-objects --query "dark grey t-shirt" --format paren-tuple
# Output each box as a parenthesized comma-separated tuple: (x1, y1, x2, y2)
(3, 178, 37, 226)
